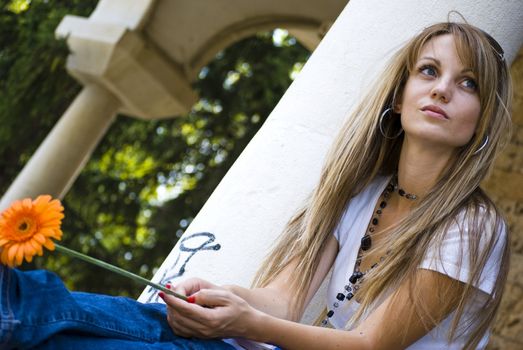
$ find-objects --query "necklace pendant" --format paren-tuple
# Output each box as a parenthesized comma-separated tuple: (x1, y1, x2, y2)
(361, 234, 372, 251)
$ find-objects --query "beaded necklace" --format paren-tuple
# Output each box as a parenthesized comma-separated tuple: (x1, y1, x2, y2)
(320, 176, 417, 327)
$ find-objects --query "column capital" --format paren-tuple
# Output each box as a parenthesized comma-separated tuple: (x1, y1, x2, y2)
(56, 15, 197, 119)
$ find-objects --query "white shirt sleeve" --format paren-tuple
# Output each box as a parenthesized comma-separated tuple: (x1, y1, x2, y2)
(419, 210, 507, 296)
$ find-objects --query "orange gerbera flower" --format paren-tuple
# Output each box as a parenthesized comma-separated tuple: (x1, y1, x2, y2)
(0, 195, 64, 267)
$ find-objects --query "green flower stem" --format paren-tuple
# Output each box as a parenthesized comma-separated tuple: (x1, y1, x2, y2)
(54, 243, 187, 301)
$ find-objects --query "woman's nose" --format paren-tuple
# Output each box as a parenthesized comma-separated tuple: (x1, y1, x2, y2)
(430, 79, 452, 102)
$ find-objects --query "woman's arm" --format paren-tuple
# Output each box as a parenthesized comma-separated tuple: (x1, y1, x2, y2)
(250, 268, 464, 350)
(163, 267, 464, 349)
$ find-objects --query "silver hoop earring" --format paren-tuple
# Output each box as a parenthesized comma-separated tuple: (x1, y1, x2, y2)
(473, 135, 489, 155)
(379, 107, 403, 139)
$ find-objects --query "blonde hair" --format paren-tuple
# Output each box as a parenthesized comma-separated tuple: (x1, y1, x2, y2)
(252, 22, 512, 349)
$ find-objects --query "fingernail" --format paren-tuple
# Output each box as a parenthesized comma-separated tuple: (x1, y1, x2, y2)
(166, 283, 171, 289)
(158, 291, 165, 299)
(186, 295, 195, 303)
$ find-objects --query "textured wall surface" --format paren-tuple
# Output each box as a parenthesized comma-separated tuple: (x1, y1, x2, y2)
(485, 47, 523, 350)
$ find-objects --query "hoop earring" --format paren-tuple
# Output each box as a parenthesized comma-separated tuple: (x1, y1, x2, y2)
(379, 107, 403, 139)
(473, 135, 489, 155)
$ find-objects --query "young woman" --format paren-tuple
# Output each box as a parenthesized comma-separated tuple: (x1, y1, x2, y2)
(0, 22, 512, 350)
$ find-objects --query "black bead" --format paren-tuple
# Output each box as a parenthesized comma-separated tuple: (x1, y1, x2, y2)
(349, 271, 363, 284)
(336, 293, 345, 301)
(361, 234, 372, 251)
(380, 201, 387, 208)
(372, 218, 378, 225)
(346, 292, 354, 300)
(376, 209, 382, 215)
(327, 310, 334, 318)
(398, 189, 405, 196)
(344, 285, 352, 292)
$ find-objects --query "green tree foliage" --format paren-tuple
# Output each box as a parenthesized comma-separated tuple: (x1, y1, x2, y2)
(0, 0, 309, 297)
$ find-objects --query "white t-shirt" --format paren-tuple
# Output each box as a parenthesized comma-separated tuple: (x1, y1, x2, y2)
(327, 176, 507, 349)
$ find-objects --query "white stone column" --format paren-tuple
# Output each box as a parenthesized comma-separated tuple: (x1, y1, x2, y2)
(140, 0, 523, 323)
(0, 84, 119, 210)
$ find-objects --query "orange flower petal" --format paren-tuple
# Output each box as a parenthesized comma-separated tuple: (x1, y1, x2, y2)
(40, 221, 63, 230)
(47, 230, 62, 241)
(21, 198, 32, 211)
(1, 247, 10, 265)
(29, 239, 43, 256)
(41, 209, 64, 218)
(42, 239, 55, 251)
(34, 195, 52, 204)
(11, 201, 23, 212)
(38, 228, 55, 237)
(48, 198, 63, 207)
(15, 246, 24, 266)
(7, 244, 18, 263)
(33, 195, 52, 214)
(33, 233, 46, 244)
(23, 241, 36, 256)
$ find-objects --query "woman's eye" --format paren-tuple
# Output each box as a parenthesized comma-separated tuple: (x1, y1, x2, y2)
(462, 78, 478, 91)
(419, 65, 437, 77)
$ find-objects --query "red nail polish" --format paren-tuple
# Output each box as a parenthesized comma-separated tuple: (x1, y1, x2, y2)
(158, 291, 165, 299)
(187, 295, 196, 303)
(166, 283, 171, 289)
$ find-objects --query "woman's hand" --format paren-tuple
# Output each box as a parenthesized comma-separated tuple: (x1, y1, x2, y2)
(160, 285, 262, 340)
(169, 277, 221, 298)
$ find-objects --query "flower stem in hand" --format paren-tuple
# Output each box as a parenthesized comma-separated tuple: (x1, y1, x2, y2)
(54, 243, 186, 300)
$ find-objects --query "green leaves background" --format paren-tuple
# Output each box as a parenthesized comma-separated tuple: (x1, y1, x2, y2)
(0, 0, 309, 296)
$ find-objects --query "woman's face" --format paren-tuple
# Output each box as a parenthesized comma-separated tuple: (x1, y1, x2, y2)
(397, 34, 481, 151)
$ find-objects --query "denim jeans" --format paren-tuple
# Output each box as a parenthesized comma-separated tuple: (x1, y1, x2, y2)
(0, 265, 235, 349)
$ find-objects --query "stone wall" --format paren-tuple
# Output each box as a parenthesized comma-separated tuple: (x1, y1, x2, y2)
(485, 47, 523, 350)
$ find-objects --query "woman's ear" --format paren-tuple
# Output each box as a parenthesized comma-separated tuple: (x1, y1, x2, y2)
(393, 88, 404, 114)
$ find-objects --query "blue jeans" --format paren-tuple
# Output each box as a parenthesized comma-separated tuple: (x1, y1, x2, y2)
(0, 266, 235, 349)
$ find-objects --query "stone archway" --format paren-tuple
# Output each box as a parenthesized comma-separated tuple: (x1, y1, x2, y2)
(0, 0, 348, 208)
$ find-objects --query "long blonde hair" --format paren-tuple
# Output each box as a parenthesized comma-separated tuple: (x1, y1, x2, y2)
(252, 22, 512, 349)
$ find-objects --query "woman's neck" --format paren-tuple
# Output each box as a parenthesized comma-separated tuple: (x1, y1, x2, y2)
(395, 137, 454, 206)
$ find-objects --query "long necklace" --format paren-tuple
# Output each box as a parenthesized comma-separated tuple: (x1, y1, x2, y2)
(320, 176, 417, 327)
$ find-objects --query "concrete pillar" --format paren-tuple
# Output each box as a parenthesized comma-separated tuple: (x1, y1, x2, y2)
(0, 84, 119, 210)
(140, 0, 523, 326)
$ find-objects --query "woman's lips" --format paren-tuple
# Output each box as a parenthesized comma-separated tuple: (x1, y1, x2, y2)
(421, 105, 449, 120)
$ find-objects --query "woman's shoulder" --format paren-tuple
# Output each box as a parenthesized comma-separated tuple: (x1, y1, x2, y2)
(422, 195, 509, 296)
(447, 192, 508, 242)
